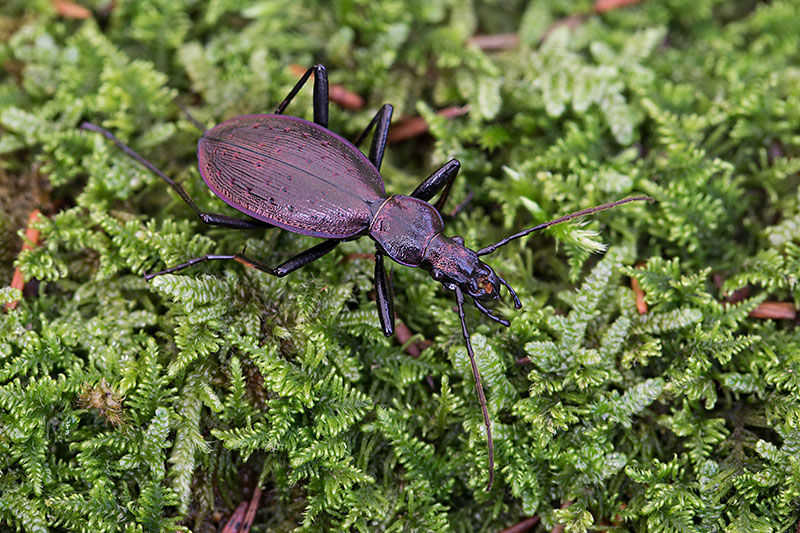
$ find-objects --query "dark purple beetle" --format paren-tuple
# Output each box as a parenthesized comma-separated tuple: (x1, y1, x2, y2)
(82, 65, 651, 491)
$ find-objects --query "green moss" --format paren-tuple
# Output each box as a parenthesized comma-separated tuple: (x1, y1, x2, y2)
(2, 1, 800, 531)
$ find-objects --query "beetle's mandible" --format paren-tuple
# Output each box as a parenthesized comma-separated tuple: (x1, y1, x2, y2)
(81, 64, 652, 491)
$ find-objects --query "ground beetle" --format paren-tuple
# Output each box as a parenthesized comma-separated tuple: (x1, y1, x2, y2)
(82, 64, 652, 491)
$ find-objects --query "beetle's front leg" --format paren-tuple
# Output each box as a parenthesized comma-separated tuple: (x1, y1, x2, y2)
(410, 159, 461, 212)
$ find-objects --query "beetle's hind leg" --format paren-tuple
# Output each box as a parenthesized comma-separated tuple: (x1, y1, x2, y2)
(81, 122, 272, 231)
(174, 97, 207, 133)
(274, 64, 329, 128)
(145, 239, 341, 280)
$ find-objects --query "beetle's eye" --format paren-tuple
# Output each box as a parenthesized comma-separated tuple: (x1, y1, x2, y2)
(431, 269, 445, 281)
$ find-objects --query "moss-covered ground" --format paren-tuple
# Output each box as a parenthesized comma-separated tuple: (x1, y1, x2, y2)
(1, 1, 800, 531)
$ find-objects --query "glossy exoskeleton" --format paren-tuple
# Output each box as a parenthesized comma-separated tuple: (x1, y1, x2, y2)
(82, 65, 651, 491)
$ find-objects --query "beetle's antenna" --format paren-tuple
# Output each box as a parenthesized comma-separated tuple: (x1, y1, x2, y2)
(454, 286, 494, 491)
(80, 121, 207, 218)
(174, 97, 207, 132)
(476, 196, 654, 256)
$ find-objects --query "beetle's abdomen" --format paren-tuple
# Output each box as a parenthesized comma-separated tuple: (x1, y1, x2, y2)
(369, 195, 444, 267)
(198, 114, 386, 239)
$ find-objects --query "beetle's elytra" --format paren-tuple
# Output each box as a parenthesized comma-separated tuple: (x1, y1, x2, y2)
(82, 64, 652, 491)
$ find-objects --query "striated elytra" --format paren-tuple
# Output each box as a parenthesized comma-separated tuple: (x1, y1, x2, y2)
(82, 64, 652, 491)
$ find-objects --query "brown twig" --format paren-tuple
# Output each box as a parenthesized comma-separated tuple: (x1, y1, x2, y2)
(593, 0, 643, 14)
(288, 64, 364, 111)
(53, 0, 92, 18)
(631, 276, 647, 314)
(338, 252, 375, 264)
(550, 500, 573, 533)
(387, 105, 470, 143)
(395, 321, 421, 358)
(714, 271, 750, 305)
(469, 0, 644, 52)
(749, 302, 797, 320)
(501, 516, 540, 533)
(466, 33, 520, 51)
(6, 209, 42, 311)
(221, 501, 248, 533)
(540, 15, 589, 43)
(241, 486, 262, 532)
(613, 501, 628, 526)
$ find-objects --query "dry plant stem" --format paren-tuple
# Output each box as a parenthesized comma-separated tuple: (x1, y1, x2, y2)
(593, 0, 643, 14)
(395, 321, 420, 358)
(6, 209, 42, 311)
(501, 516, 541, 533)
(221, 501, 248, 533)
(550, 500, 574, 533)
(288, 64, 364, 110)
(631, 276, 648, 314)
(394, 321, 435, 389)
(387, 105, 470, 143)
(469, 0, 644, 52)
(53, 0, 92, 19)
(338, 252, 375, 264)
(241, 486, 262, 532)
(749, 302, 797, 320)
(466, 33, 520, 51)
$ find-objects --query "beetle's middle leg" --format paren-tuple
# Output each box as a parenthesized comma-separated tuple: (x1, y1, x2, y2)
(81, 122, 272, 231)
(145, 239, 341, 280)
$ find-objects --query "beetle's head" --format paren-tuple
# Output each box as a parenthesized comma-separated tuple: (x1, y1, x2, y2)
(464, 261, 501, 302)
(427, 235, 506, 303)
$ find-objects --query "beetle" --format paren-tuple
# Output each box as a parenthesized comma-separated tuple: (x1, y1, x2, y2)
(82, 64, 652, 491)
